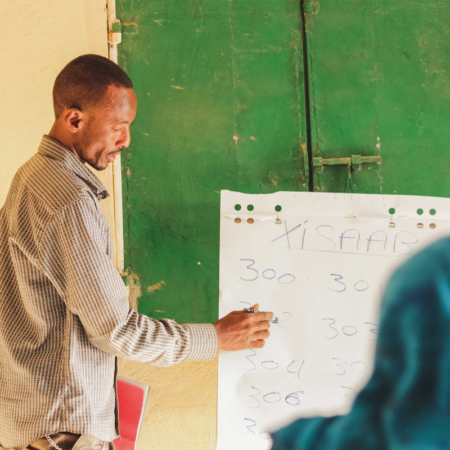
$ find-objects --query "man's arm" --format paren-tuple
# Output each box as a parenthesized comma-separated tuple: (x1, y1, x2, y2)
(38, 197, 272, 366)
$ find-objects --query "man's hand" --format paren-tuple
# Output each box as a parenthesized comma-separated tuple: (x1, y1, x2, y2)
(213, 304, 274, 351)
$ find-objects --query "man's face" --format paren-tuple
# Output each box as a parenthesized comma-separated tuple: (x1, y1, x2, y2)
(74, 85, 137, 171)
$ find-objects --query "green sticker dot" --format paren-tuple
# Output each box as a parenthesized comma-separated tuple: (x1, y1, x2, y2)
(247, 204, 254, 211)
(389, 208, 396, 215)
(275, 205, 282, 212)
(417, 208, 423, 216)
(234, 204, 241, 211)
(430, 209, 437, 216)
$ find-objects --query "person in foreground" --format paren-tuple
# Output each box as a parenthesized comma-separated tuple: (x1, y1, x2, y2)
(271, 236, 450, 450)
(0, 54, 273, 450)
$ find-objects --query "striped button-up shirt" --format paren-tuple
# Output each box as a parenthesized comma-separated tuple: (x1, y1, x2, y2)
(0, 136, 217, 448)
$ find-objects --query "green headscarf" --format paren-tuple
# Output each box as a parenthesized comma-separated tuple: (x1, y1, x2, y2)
(272, 237, 450, 450)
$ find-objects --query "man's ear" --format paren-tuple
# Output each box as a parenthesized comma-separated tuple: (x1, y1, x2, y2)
(64, 109, 85, 134)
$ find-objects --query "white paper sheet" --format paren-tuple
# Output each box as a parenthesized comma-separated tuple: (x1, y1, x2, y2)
(217, 191, 450, 450)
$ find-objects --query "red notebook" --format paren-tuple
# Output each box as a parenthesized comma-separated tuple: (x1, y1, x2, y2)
(113, 377, 150, 450)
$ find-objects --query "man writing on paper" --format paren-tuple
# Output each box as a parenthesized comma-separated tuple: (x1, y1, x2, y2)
(0, 54, 273, 450)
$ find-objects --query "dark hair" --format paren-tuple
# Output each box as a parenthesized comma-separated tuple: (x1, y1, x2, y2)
(52, 54, 133, 119)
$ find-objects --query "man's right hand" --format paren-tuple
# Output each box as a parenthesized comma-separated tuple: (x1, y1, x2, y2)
(212, 304, 274, 351)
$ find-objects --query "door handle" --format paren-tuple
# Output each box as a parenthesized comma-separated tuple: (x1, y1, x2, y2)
(312, 155, 382, 192)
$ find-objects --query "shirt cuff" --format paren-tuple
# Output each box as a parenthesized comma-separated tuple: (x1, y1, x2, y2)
(183, 324, 218, 361)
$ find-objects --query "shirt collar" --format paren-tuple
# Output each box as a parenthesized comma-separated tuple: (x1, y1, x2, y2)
(38, 135, 110, 200)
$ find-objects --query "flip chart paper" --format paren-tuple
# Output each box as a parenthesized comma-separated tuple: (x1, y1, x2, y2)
(217, 191, 450, 450)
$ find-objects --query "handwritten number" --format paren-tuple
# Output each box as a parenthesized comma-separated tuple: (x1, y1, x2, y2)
(350, 360, 367, 372)
(331, 358, 347, 375)
(354, 280, 369, 292)
(321, 319, 361, 338)
(287, 360, 305, 380)
(244, 418, 257, 435)
(261, 361, 278, 370)
(262, 269, 276, 280)
(249, 386, 261, 409)
(365, 322, 379, 341)
(331, 359, 366, 375)
(329, 274, 346, 292)
(243, 349, 256, 371)
(342, 386, 357, 401)
(239, 260, 294, 283)
(321, 318, 339, 339)
(276, 312, 292, 329)
(342, 326, 357, 336)
(240, 259, 258, 281)
(259, 432, 272, 440)
(329, 275, 370, 292)
(278, 274, 296, 284)
(244, 419, 271, 440)
(285, 391, 304, 406)
(263, 392, 281, 403)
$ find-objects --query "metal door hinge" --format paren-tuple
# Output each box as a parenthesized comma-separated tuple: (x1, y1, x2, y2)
(109, 19, 122, 45)
(109, 19, 139, 45)
(303, 0, 320, 15)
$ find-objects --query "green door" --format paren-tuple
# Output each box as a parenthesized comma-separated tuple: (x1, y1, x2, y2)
(304, 0, 450, 197)
(117, 0, 309, 323)
(117, 0, 450, 321)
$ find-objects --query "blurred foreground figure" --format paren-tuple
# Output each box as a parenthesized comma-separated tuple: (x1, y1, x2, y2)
(272, 237, 450, 450)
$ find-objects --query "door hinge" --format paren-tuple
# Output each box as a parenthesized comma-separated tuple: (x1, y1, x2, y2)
(303, 0, 320, 15)
(109, 19, 122, 45)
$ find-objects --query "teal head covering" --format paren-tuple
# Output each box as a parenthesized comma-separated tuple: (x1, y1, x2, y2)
(271, 236, 450, 450)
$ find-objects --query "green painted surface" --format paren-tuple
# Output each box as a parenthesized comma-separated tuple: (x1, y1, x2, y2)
(117, 1, 308, 323)
(118, 0, 450, 323)
(305, 1, 450, 195)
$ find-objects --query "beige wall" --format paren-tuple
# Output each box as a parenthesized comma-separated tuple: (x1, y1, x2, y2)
(0, 1, 217, 449)
(0, 1, 115, 230)
(118, 357, 218, 450)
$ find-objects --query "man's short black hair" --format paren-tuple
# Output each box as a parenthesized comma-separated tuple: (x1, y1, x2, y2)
(53, 54, 133, 119)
